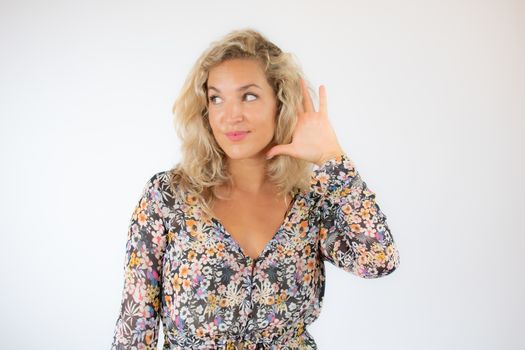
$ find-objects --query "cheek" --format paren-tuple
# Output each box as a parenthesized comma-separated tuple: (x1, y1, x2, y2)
(206, 119, 223, 144)
(255, 119, 276, 146)
(207, 114, 221, 133)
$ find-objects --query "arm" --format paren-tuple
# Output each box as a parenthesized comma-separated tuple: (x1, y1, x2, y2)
(310, 153, 400, 278)
(111, 174, 167, 349)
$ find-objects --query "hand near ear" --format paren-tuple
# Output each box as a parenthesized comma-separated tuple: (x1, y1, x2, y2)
(265, 78, 345, 166)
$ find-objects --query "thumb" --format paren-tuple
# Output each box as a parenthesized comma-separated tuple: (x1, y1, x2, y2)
(266, 144, 294, 160)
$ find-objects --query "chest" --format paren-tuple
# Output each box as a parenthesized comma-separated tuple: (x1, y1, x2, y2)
(210, 195, 294, 260)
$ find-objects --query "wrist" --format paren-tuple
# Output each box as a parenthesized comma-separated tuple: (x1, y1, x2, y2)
(315, 148, 345, 166)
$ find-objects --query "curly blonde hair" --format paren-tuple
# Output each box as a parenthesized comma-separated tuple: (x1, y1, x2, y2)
(168, 28, 316, 218)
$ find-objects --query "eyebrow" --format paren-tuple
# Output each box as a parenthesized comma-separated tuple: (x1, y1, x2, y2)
(207, 83, 262, 93)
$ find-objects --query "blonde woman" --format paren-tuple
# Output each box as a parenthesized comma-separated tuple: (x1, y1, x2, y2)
(111, 29, 400, 350)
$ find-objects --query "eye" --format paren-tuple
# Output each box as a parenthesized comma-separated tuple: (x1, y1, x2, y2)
(244, 93, 258, 102)
(208, 95, 222, 104)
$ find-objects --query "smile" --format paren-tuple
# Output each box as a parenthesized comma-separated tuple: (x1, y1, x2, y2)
(226, 131, 250, 141)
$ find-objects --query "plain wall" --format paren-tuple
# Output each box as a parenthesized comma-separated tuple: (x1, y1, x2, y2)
(0, 0, 523, 349)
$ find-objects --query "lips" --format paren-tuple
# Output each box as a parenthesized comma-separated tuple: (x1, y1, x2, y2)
(225, 131, 250, 141)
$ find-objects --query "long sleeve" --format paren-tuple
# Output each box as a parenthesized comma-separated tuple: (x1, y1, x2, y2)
(111, 174, 168, 349)
(309, 153, 400, 278)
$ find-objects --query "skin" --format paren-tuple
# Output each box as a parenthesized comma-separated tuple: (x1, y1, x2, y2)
(206, 58, 290, 259)
(207, 58, 278, 196)
(206, 57, 346, 197)
(206, 57, 346, 259)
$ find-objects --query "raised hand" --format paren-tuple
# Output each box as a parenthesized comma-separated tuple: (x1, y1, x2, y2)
(265, 78, 345, 166)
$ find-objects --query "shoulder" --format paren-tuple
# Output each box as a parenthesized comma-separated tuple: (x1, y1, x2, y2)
(148, 170, 172, 186)
(140, 170, 169, 189)
(137, 170, 175, 201)
(143, 168, 185, 207)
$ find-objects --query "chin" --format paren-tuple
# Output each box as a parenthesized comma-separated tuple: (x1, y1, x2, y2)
(223, 147, 265, 160)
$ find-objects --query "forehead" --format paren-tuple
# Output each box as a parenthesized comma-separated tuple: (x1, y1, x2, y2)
(207, 58, 268, 87)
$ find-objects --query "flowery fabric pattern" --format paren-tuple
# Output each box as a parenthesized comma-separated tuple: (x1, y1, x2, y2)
(111, 153, 400, 349)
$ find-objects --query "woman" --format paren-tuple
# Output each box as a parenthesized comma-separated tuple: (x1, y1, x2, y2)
(111, 29, 400, 350)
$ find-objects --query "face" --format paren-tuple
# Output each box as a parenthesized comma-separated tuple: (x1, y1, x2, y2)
(206, 58, 278, 161)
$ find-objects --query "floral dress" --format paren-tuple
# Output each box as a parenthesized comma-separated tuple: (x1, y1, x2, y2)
(110, 153, 400, 350)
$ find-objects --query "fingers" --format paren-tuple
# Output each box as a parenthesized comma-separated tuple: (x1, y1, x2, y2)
(300, 78, 327, 116)
(301, 78, 315, 113)
(298, 97, 304, 114)
(319, 85, 327, 115)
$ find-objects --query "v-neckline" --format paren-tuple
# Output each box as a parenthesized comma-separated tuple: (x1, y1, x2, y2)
(208, 189, 300, 262)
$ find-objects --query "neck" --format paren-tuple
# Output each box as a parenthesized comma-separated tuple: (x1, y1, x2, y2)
(225, 155, 274, 195)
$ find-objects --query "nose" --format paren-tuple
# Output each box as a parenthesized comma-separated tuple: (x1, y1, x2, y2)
(224, 99, 244, 123)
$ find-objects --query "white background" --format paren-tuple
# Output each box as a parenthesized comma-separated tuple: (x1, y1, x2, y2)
(1, 0, 523, 349)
